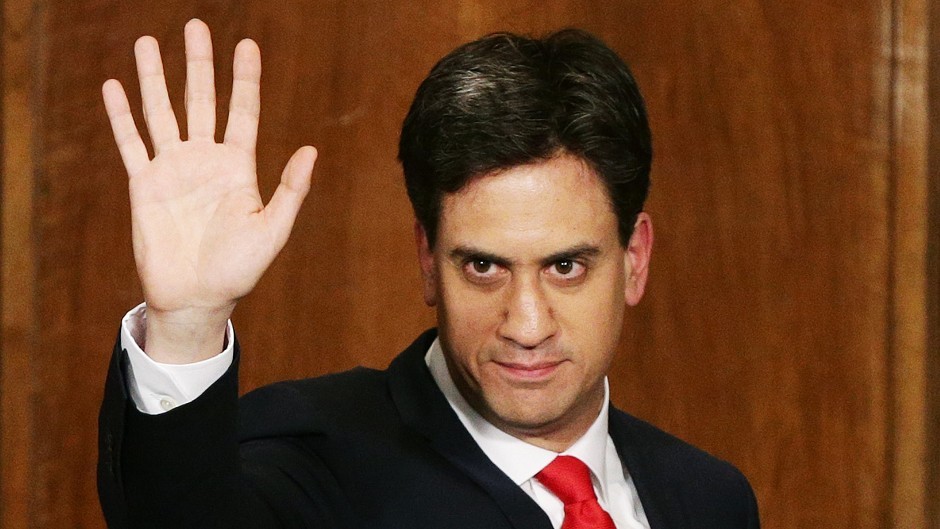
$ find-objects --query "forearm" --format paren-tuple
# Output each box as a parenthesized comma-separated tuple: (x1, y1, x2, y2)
(99, 334, 348, 528)
(122, 354, 241, 528)
(99, 18, 317, 526)
(98, 336, 283, 528)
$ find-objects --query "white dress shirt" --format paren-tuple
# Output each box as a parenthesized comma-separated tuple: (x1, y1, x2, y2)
(425, 339, 649, 529)
(120, 304, 650, 528)
(121, 303, 234, 414)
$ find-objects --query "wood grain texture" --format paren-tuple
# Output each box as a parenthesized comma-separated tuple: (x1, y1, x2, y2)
(929, 210, 940, 522)
(925, 0, 940, 526)
(613, 2, 896, 526)
(887, 1, 931, 527)
(0, 1, 42, 527)
(1, 1, 935, 527)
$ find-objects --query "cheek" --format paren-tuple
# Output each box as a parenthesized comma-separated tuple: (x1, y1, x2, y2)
(552, 272, 626, 347)
(559, 287, 621, 316)
(436, 275, 505, 354)
(444, 293, 503, 339)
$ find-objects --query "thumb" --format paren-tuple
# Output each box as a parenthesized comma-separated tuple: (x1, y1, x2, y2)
(264, 145, 317, 249)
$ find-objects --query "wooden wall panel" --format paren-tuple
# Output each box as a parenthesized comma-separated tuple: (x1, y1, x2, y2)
(1, 1, 42, 528)
(889, 1, 931, 527)
(609, 2, 896, 526)
(1, 1, 936, 528)
(926, 0, 940, 526)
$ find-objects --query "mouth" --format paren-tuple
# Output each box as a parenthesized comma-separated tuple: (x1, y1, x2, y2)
(493, 360, 564, 381)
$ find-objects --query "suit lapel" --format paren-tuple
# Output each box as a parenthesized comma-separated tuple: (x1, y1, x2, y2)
(608, 408, 689, 529)
(387, 330, 553, 529)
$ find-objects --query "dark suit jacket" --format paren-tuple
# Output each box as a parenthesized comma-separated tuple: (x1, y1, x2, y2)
(98, 329, 759, 529)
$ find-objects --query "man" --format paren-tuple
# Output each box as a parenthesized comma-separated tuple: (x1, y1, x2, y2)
(98, 19, 759, 529)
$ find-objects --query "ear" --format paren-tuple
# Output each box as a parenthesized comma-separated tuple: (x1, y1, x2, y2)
(414, 220, 438, 306)
(624, 212, 653, 306)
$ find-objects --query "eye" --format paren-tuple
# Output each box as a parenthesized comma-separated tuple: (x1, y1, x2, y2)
(546, 260, 586, 283)
(472, 260, 492, 274)
(462, 259, 505, 284)
(554, 260, 574, 275)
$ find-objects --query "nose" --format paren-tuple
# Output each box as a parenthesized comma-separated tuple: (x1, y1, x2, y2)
(498, 276, 557, 349)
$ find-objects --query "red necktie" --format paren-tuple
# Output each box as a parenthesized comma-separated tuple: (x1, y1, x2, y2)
(536, 456, 617, 529)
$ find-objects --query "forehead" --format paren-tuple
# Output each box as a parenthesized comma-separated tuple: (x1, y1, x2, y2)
(436, 155, 620, 255)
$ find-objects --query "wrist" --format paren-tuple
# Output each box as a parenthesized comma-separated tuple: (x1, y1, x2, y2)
(142, 304, 234, 364)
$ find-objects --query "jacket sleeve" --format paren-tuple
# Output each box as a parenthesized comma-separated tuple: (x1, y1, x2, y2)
(97, 335, 334, 528)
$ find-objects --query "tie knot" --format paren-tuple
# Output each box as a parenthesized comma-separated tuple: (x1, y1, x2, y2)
(536, 456, 598, 505)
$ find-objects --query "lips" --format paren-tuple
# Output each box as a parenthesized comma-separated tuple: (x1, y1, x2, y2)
(493, 360, 564, 380)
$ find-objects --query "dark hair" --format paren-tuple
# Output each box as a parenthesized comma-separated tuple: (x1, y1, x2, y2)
(399, 29, 651, 248)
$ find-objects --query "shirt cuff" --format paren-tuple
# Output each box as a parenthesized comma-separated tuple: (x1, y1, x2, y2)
(121, 302, 234, 415)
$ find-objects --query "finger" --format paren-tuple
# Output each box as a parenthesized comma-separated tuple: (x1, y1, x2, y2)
(184, 19, 217, 141)
(223, 39, 261, 154)
(264, 146, 317, 249)
(134, 35, 181, 154)
(102, 79, 150, 178)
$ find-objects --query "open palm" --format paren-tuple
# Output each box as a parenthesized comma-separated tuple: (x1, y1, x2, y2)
(103, 20, 315, 360)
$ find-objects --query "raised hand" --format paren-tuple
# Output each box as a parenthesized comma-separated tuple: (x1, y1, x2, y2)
(102, 19, 316, 363)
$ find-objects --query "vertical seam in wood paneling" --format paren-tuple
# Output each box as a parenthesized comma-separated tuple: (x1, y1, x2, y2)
(30, 1, 48, 526)
(888, 0, 930, 528)
(0, 0, 4, 505)
(28, 2, 47, 526)
(925, 2, 940, 527)
(884, 0, 899, 526)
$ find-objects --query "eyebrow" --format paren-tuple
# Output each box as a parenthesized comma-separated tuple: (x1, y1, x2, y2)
(538, 244, 602, 267)
(448, 246, 512, 268)
(447, 244, 602, 268)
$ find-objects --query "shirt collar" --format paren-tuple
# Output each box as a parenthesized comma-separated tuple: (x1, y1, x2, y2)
(425, 338, 611, 493)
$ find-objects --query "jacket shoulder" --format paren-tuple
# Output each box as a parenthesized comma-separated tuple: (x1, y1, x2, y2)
(616, 408, 742, 476)
(611, 408, 760, 527)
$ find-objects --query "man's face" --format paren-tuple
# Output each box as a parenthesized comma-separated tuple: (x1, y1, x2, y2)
(416, 154, 652, 451)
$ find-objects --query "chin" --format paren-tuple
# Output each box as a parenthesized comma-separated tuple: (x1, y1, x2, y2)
(484, 395, 569, 432)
